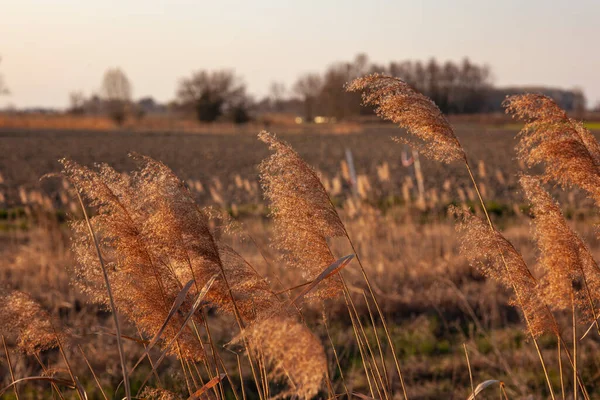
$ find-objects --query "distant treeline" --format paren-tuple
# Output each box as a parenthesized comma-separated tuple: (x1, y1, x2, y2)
(59, 54, 586, 124)
(264, 54, 586, 121)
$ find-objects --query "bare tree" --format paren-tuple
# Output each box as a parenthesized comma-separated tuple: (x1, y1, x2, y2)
(101, 68, 132, 125)
(293, 73, 322, 122)
(387, 57, 492, 113)
(0, 57, 9, 95)
(176, 70, 248, 123)
(269, 82, 286, 112)
(320, 54, 379, 119)
(68, 91, 86, 114)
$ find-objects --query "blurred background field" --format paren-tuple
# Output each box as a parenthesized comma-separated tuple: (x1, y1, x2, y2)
(3, 121, 600, 399)
(3, 121, 600, 217)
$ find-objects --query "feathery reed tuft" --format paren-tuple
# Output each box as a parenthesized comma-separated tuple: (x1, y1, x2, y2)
(258, 131, 346, 299)
(346, 74, 465, 163)
(504, 94, 600, 205)
(520, 175, 600, 320)
(62, 155, 276, 360)
(0, 290, 66, 355)
(244, 316, 327, 399)
(140, 387, 183, 400)
(452, 206, 557, 337)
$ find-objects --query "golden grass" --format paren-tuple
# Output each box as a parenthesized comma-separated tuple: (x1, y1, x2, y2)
(3, 77, 600, 400)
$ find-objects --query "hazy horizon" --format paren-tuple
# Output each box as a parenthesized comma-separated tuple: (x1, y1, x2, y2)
(2, 0, 599, 109)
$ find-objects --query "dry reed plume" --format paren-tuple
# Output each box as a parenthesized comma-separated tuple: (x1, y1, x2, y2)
(140, 387, 185, 400)
(347, 73, 585, 397)
(62, 155, 276, 360)
(452, 207, 557, 337)
(346, 74, 465, 163)
(505, 94, 600, 206)
(520, 175, 600, 321)
(0, 290, 65, 355)
(244, 316, 327, 400)
(259, 131, 346, 300)
(259, 130, 408, 399)
(61, 153, 330, 399)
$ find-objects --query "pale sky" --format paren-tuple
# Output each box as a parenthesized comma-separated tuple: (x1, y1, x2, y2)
(1, 0, 599, 109)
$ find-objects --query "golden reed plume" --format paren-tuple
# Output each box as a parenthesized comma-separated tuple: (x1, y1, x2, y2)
(0, 290, 66, 355)
(346, 73, 465, 163)
(62, 155, 276, 360)
(505, 94, 600, 206)
(520, 175, 600, 321)
(452, 206, 557, 337)
(259, 131, 346, 300)
(63, 153, 329, 398)
(140, 387, 184, 400)
(244, 316, 327, 399)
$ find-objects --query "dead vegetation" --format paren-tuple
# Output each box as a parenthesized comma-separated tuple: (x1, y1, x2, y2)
(2, 80, 600, 400)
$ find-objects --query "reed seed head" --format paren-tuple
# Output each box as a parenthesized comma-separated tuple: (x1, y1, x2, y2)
(245, 316, 327, 399)
(504, 94, 600, 206)
(259, 131, 346, 300)
(452, 206, 557, 337)
(140, 387, 183, 400)
(521, 175, 600, 320)
(0, 290, 65, 355)
(346, 74, 465, 163)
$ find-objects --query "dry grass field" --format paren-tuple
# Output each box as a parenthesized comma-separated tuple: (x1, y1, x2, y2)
(2, 89, 600, 400)
(3, 123, 594, 209)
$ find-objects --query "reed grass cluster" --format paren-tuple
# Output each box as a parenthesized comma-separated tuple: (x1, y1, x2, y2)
(3, 73, 600, 400)
(2, 148, 338, 399)
(348, 74, 600, 399)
